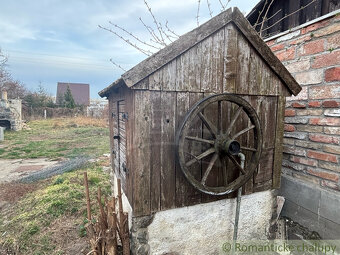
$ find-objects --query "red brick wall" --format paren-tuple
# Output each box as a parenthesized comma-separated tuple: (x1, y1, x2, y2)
(267, 14, 340, 192)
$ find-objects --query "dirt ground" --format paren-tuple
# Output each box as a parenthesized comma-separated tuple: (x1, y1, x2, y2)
(0, 158, 61, 209)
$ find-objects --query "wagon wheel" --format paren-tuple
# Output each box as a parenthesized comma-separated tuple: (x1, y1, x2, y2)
(176, 94, 262, 196)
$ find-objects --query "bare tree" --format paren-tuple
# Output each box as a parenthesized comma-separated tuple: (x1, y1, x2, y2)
(100, 0, 231, 70)
(0, 48, 28, 99)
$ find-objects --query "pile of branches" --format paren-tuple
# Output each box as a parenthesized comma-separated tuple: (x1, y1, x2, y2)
(84, 173, 130, 255)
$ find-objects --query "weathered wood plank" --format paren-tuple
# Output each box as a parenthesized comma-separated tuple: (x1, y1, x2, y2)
(175, 92, 190, 207)
(149, 70, 162, 91)
(273, 95, 285, 189)
(248, 48, 261, 95)
(223, 24, 238, 93)
(200, 37, 213, 92)
(133, 90, 151, 216)
(188, 46, 201, 92)
(211, 29, 224, 93)
(255, 96, 277, 185)
(150, 91, 162, 212)
(125, 88, 134, 207)
(108, 95, 116, 172)
(175, 52, 190, 91)
(160, 92, 177, 210)
(162, 60, 177, 91)
(236, 33, 250, 94)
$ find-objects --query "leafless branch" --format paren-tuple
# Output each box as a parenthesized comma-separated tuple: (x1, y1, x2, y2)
(254, 8, 282, 28)
(138, 17, 166, 47)
(165, 21, 180, 39)
(218, 0, 231, 12)
(260, 0, 317, 34)
(158, 21, 174, 43)
(254, 0, 268, 31)
(206, 0, 213, 18)
(260, 0, 274, 37)
(108, 21, 162, 50)
(196, 0, 201, 26)
(98, 25, 153, 56)
(143, 0, 166, 45)
(110, 59, 127, 72)
(218, 0, 226, 11)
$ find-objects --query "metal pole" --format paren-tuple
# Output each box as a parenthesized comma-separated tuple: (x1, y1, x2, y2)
(232, 153, 245, 254)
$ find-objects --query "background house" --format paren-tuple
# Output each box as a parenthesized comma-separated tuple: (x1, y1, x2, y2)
(56, 82, 90, 107)
(248, 0, 340, 239)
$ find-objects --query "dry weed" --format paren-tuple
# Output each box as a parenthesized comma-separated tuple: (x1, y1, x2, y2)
(52, 117, 108, 128)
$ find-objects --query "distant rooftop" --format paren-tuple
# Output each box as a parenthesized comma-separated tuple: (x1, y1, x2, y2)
(57, 82, 90, 106)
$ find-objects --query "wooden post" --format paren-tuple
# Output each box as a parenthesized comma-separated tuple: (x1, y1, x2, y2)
(83, 172, 91, 221)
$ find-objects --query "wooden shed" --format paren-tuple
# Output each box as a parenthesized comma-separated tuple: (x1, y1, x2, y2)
(99, 7, 301, 218)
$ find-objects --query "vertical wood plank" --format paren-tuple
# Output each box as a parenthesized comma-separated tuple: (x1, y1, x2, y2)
(162, 60, 177, 91)
(175, 92, 190, 207)
(236, 33, 251, 94)
(149, 70, 162, 91)
(200, 36, 213, 92)
(176, 52, 190, 91)
(160, 91, 176, 210)
(188, 46, 201, 92)
(133, 90, 151, 216)
(248, 48, 261, 95)
(288, 0, 301, 29)
(255, 97, 277, 186)
(150, 91, 162, 212)
(223, 24, 238, 93)
(108, 94, 115, 171)
(211, 29, 224, 93)
(125, 89, 134, 206)
(273, 96, 285, 189)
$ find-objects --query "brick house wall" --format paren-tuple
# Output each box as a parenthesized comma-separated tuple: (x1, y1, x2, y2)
(265, 12, 340, 238)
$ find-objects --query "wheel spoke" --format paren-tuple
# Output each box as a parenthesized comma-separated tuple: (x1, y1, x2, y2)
(198, 112, 217, 138)
(231, 125, 255, 140)
(225, 106, 243, 136)
(218, 101, 222, 135)
(221, 156, 228, 186)
(227, 154, 246, 175)
(241, 146, 257, 152)
(185, 147, 215, 167)
(185, 136, 214, 145)
(201, 153, 218, 185)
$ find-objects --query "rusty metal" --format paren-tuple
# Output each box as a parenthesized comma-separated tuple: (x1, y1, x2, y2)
(175, 93, 263, 196)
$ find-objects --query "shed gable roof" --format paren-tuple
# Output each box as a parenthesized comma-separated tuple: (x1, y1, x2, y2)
(99, 7, 301, 98)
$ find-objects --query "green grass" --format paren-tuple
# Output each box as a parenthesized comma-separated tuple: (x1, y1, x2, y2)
(0, 118, 110, 159)
(0, 161, 111, 254)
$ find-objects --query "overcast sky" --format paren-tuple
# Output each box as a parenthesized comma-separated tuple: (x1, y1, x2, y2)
(0, 0, 258, 99)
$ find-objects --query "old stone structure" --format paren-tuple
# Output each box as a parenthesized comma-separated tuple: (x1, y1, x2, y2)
(265, 10, 340, 238)
(0, 91, 22, 131)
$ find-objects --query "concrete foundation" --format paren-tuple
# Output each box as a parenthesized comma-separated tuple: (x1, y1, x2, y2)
(131, 190, 277, 255)
(280, 175, 340, 239)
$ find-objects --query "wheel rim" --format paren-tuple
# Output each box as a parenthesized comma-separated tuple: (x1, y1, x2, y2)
(176, 94, 263, 195)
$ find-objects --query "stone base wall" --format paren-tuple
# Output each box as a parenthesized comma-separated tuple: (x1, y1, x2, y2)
(131, 190, 277, 255)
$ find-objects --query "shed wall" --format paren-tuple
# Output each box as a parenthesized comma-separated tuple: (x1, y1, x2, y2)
(109, 22, 290, 217)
